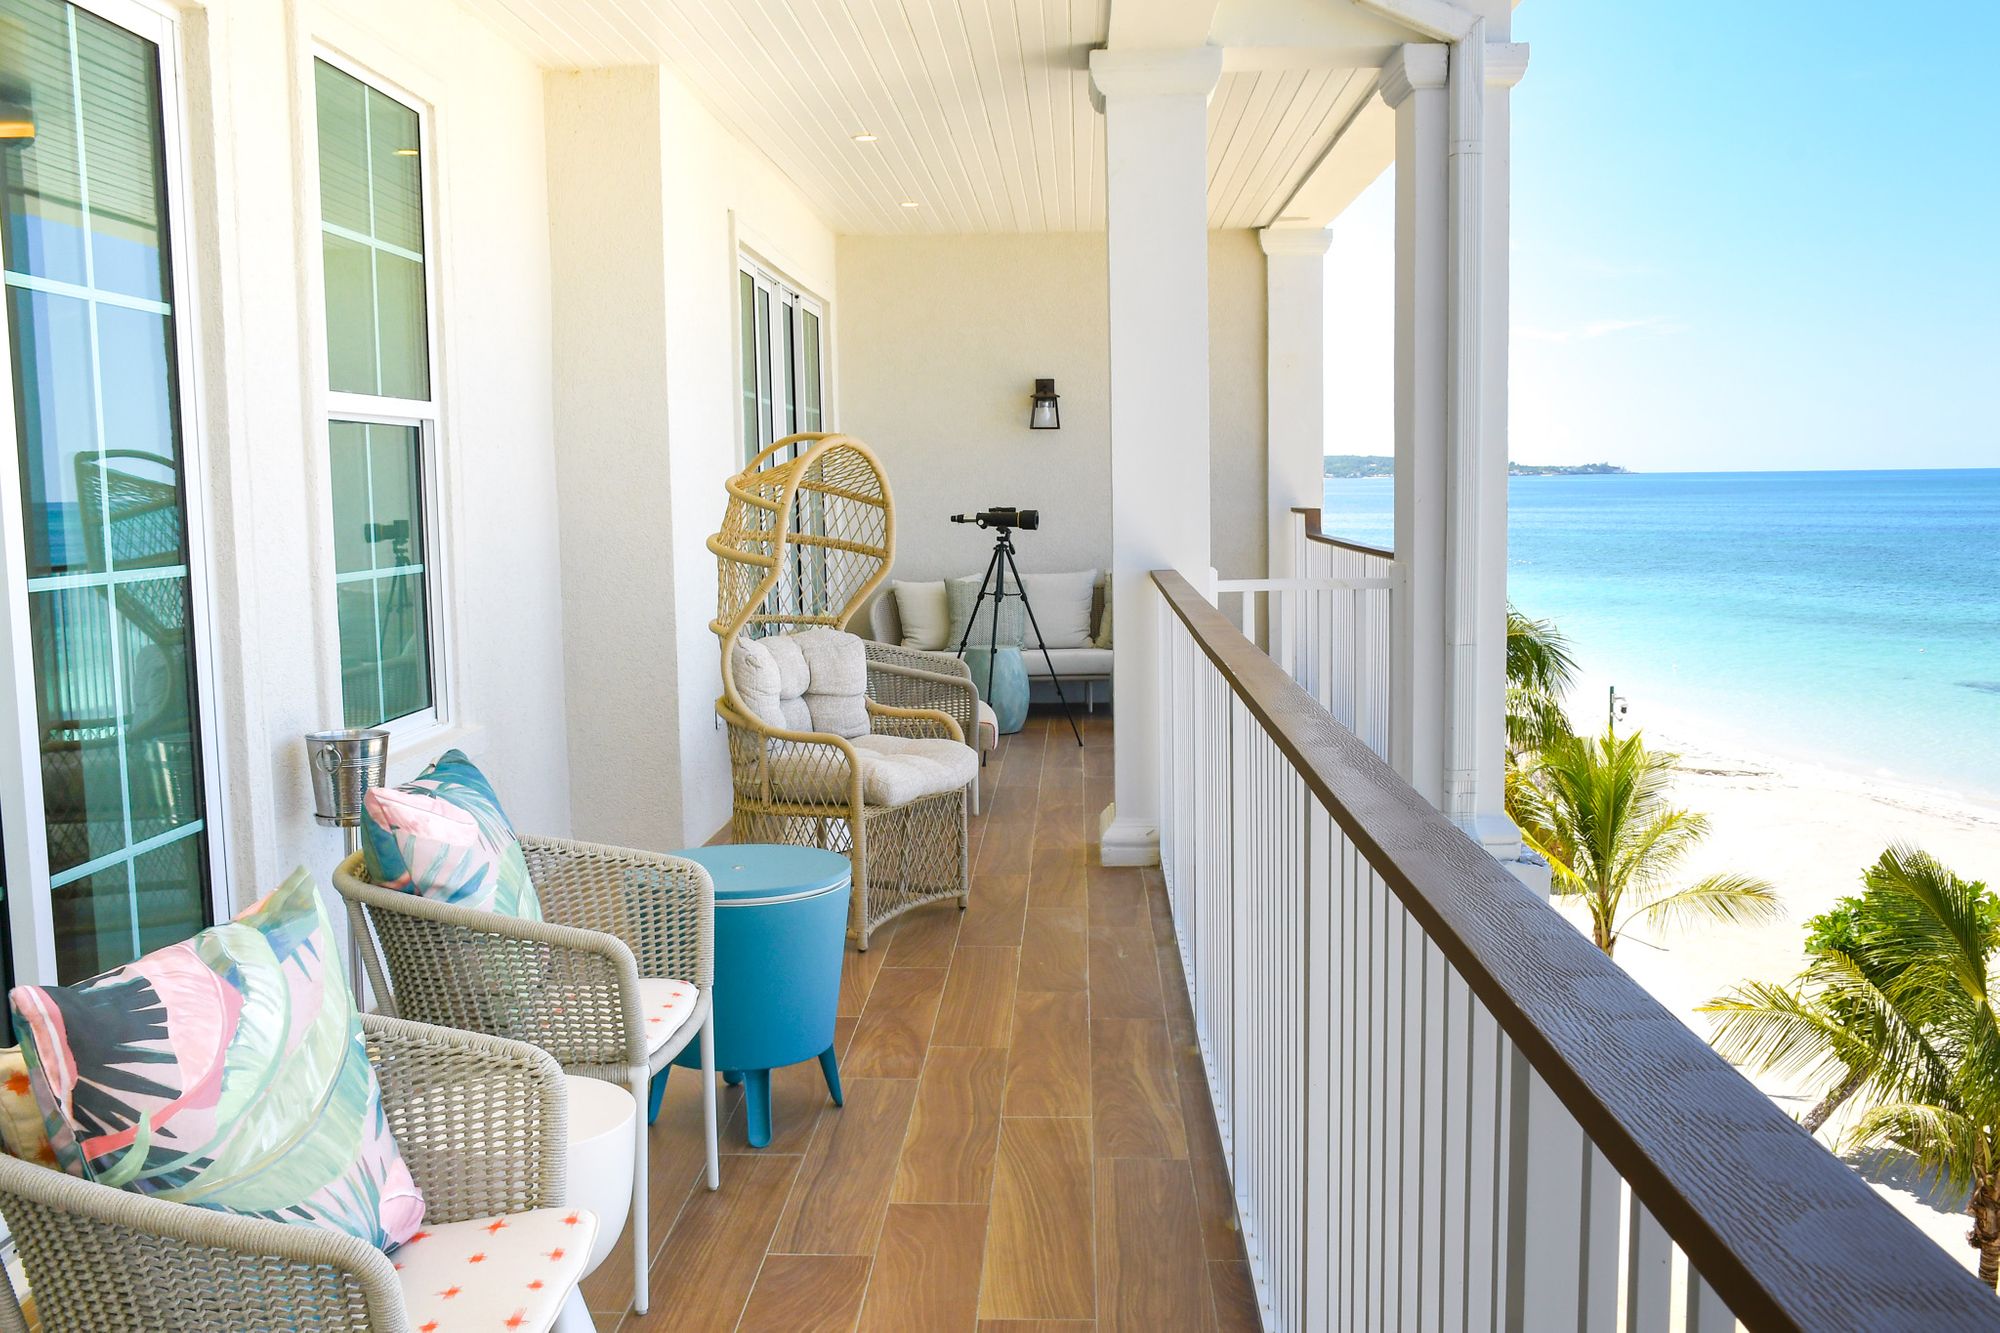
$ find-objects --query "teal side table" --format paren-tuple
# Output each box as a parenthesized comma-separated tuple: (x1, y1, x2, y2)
(654, 844, 851, 1149)
(962, 644, 1029, 733)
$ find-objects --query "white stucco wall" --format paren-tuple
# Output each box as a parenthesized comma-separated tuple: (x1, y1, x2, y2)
(835, 230, 1269, 593)
(175, 0, 569, 934)
(546, 64, 836, 852)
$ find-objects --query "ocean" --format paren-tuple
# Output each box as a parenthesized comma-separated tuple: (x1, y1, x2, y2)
(1321, 469, 2000, 801)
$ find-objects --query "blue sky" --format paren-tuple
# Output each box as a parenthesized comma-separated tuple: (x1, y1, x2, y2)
(1327, 1, 2000, 473)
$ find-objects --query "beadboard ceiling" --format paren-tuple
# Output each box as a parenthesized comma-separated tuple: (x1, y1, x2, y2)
(457, 0, 1385, 233)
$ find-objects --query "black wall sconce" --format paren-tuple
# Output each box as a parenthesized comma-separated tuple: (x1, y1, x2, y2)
(1030, 377, 1060, 430)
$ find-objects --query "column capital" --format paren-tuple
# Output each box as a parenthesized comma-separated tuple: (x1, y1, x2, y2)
(1089, 46, 1224, 103)
(1379, 43, 1447, 109)
(1487, 42, 1530, 89)
(1259, 226, 1333, 258)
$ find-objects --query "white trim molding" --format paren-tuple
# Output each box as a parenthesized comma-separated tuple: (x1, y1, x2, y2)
(1487, 42, 1531, 89)
(1099, 806, 1161, 867)
(1379, 43, 1449, 109)
(1088, 45, 1224, 105)
(1258, 226, 1334, 258)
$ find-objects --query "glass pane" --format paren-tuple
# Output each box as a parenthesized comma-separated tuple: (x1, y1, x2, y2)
(739, 270, 757, 463)
(754, 285, 772, 451)
(375, 571, 431, 723)
(31, 584, 122, 873)
(331, 421, 431, 727)
(313, 59, 428, 401)
(367, 87, 421, 251)
(328, 419, 371, 574)
(6, 286, 100, 575)
(3, 0, 210, 983)
(0, 0, 86, 285)
(314, 60, 369, 233)
(74, 11, 168, 302)
(780, 299, 797, 435)
(321, 231, 375, 393)
(373, 249, 427, 399)
(800, 308, 822, 432)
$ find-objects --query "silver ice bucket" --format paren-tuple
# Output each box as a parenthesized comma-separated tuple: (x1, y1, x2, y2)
(304, 728, 390, 828)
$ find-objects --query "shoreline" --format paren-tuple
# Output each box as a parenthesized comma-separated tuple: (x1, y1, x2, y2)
(1548, 697, 2000, 1273)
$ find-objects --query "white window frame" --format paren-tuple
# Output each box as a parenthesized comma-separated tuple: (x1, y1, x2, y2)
(0, 0, 232, 989)
(739, 253, 826, 463)
(307, 48, 450, 742)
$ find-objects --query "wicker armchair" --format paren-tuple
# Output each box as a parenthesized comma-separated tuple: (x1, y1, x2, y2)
(333, 835, 716, 1317)
(863, 638, 998, 812)
(0, 1016, 571, 1333)
(710, 434, 973, 949)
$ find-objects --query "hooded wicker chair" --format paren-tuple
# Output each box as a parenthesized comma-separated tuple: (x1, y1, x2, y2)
(709, 433, 973, 949)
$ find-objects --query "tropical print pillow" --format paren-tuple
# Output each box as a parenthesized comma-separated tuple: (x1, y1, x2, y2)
(361, 749, 540, 920)
(7, 869, 426, 1249)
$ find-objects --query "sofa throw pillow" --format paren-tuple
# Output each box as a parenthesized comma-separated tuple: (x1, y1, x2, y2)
(1095, 577, 1114, 649)
(0, 1046, 57, 1168)
(362, 749, 540, 920)
(946, 575, 1025, 652)
(8, 869, 426, 1249)
(794, 628, 871, 738)
(892, 580, 951, 651)
(1019, 570, 1098, 650)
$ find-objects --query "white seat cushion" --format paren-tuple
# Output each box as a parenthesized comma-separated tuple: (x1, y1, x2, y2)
(975, 700, 998, 752)
(1023, 646, 1113, 678)
(850, 733, 979, 806)
(394, 1206, 598, 1333)
(637, 976, 700, 1056)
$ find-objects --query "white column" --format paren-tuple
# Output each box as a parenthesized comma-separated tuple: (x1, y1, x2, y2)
(1261, 226, 1333, 578)
(1090, 45, 1222, 867)
(1382, 45, 1449, 806)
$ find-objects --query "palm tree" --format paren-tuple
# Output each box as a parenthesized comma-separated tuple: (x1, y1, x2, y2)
(1702, 847, 2000, 1286)
(1505, 606, 1577, 759)
(1511, 728, 1780, 956)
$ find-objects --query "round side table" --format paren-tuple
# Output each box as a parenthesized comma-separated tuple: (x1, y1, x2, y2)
(555, 1073, 633, 1333)
(961, 644, 1029, 733)
(652, 845, 851, 1149)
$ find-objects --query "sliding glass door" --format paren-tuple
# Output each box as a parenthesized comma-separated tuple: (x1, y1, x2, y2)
(738, 257, 824, 465)
(0, 0, 219, 984)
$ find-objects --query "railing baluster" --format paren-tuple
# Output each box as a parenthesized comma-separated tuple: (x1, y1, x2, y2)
(1581, 1145, 1622, 1328)
(1513, 1069, 1588, 1329)
(1626, 1197, 1673, 1333)
(1685, 1266, 1734, 1333)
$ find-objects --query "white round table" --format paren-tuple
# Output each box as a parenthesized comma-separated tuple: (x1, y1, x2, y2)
(554, 1074, 636, 1332)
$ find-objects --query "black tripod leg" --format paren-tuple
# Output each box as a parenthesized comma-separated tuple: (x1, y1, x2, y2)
(954, 544, 1005, 658)
(1002, 544, 1085, 747)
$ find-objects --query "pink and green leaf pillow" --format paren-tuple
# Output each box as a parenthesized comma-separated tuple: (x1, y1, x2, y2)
(361, 749, 540, 920)
(7, 869, 425, 1249)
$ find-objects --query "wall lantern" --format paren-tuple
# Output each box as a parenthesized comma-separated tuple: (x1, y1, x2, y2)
(1029, 377, 1060, 430)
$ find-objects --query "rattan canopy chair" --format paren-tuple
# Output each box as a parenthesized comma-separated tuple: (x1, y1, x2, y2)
(710, 433, 975, 949)
(0, 1016, 578, 1333)
(333, 838, 715, 1318)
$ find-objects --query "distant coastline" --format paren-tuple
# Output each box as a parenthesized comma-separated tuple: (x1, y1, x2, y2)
(1322, 454, 1628, 479)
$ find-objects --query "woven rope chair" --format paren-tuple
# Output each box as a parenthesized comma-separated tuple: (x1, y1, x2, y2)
(333, 838, 714, 1318)
(709, 432, 971, 949)
(0, 1016, 568, 1333)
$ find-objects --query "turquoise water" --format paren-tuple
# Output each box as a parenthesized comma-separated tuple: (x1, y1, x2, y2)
(1322, 470, 2000, 800)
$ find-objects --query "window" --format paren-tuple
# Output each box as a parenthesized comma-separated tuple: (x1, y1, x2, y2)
(0, 0, 218, 982)
(313, 57, 438, 729)
(738, 257, 823, 464)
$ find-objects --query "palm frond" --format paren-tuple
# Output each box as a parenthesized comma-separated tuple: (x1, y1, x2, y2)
(1846, 1100, 1984, 1192)
(1700, 980, 1880, 1089)
(1629, 873, 1783, 936)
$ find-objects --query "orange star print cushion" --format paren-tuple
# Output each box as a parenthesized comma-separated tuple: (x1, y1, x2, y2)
(393, 1205, 598, 1332)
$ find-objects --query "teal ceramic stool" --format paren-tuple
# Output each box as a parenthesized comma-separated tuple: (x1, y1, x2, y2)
(653, 845, 851, 1149)
(962, 644, 1030, 734)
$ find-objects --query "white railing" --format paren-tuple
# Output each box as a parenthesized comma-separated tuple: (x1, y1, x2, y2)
(1211, 512, 1396, 759)
(1152, 568, 1996, 1333)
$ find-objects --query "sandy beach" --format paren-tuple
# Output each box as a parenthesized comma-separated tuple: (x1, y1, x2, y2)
(1548, 678, 2000, 1272)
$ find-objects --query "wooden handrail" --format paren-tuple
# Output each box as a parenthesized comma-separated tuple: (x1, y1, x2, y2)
(1151, 566, 2000, 1331)
(1292, 505, 1395, 560)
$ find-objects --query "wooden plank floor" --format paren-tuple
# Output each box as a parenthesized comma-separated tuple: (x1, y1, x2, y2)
(586, 711, 1258, 1332)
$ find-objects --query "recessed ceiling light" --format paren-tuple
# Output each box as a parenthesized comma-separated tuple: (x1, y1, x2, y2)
(899, 199, 919, 208)
(852, 132, 878, 142)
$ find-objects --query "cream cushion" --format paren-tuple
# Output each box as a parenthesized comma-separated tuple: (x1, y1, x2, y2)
(637, 977, 700, 1056)
(850, 734, 980, 806)
(892, 580, 951, 651)
(975, 700, 999, 752)
(1024, 646, 1113, 678)
(1019, 569, 1098, 649)
(732, 629, 869, 738)
(394, 1206, 598, 1332)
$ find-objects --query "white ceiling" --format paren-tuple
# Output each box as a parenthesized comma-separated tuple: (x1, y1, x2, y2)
(458, 0, 1387, 234)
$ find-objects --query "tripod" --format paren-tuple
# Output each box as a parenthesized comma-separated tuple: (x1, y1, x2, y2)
(954, 526, 1084, 747)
